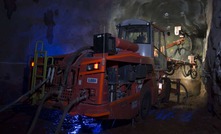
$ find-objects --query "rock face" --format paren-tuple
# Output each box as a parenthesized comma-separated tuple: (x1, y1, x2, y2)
(204, 0, 221, 118)
(109, 0, 207, 38)
(0, 0, 112, 104)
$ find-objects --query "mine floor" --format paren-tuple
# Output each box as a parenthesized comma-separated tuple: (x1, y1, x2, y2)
(0, 95, 221, 134)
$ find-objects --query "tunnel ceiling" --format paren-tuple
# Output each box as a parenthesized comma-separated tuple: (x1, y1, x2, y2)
(109, 0, 208, 38)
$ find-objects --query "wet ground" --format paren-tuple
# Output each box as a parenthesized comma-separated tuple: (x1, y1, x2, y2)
(0, 95, 221, 134)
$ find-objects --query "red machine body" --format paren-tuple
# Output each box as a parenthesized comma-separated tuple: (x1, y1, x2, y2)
(115, 37, 139, 52)
(72, 50, 157, 118)
(35, 35, 158, 119)
(30, 19, 169, 120)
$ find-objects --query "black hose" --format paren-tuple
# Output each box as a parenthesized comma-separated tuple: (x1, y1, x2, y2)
(164, 62, 175, 75)
(0, 77, 50, 113)
(0, 46, 92, 132)
(27, 91, 59, 134)
(27, 46, 92, 134)
(181, 64, 189, 77)
(58, 46, 92, 97)
(55, 95, 88, 134)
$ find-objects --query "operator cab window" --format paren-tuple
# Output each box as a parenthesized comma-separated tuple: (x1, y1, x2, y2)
(118, 25, 150, 44)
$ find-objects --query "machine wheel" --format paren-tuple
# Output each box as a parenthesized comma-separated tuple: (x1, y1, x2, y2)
(140, 91, 151, 119)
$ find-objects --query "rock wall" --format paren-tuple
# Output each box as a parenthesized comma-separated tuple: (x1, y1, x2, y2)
(0, 0, 112, 105)
(204, 0, 221, 118)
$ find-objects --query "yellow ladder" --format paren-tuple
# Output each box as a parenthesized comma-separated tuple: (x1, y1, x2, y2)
(31, 41, 48, 103)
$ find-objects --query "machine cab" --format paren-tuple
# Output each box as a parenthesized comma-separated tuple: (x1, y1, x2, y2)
(117, 19, 167, 70)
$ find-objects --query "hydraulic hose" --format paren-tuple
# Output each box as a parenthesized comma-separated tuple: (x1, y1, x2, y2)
(58, 46, 92, 97)
(28, 46, 92, 134)
(0, 77, 50, 113)
(27, 90, 59, 134)
(55, 95, 88, 134)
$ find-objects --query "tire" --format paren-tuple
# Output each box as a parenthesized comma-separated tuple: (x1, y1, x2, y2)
(140, 91, 151, 119)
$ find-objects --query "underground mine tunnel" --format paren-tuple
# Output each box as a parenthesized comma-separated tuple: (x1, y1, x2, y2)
(0, 0, 221, 134)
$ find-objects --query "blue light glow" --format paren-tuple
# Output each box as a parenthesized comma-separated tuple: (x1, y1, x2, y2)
(155, 110, 175, 120)
(178, 111, 193, 122)
(39, 109, 102, 134)
(149, 109, 193, 122)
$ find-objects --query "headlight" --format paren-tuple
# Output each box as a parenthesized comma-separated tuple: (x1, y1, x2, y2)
(31, 61, 34, 67)
(87, 63, 99, 71)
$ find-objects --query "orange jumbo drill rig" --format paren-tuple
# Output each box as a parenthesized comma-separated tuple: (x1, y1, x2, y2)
(28, 19, 170, 134)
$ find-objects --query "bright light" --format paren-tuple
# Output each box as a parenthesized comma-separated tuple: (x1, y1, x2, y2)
(179, 34, 184, 38)
(87, 63, 99, 71)
(159, 83, 162, 89)
(31, 61, 34, 67)
(158, 83, 163, 94)
(94, 63, 99, 70)
(188, 55, 195, 64)
(174, 26, 181, 35)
